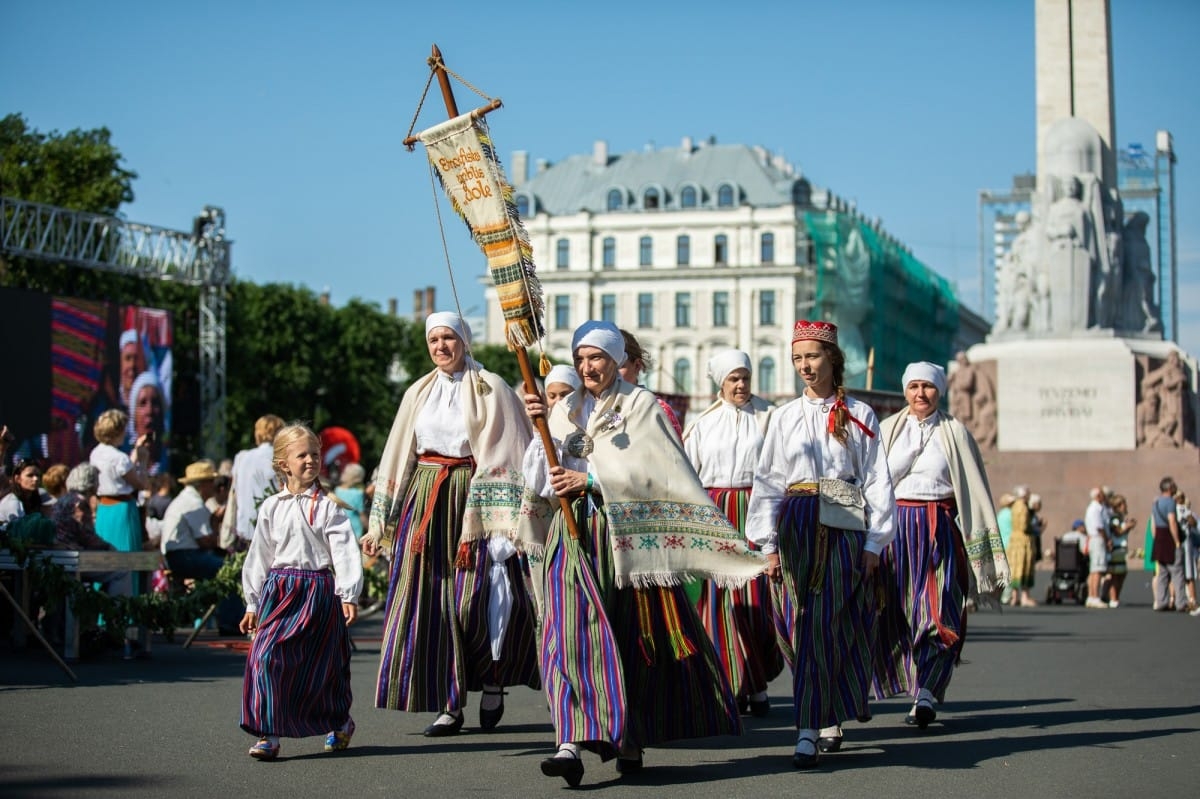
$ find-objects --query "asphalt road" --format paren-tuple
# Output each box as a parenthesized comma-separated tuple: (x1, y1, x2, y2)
(2, 569, 1197, 798)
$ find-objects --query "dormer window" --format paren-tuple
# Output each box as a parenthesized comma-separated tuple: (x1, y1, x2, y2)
(516, 195, 530, 217)
(717, 184, 735, 208)
(643, 187, 661, 210)
(607, 188, 623, 211)
(680, 185, 698, 208)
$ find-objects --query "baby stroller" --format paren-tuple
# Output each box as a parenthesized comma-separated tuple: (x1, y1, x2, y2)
(1045, 537, 1087, 604)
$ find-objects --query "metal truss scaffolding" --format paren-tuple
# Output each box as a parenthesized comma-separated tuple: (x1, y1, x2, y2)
(0, 195, 231, 457)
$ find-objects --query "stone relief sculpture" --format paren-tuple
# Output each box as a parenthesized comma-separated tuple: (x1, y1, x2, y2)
(947, 351, 997, 449)
(1139, 350, 1190, 448)
(995, 211, 1039, 334)
(1120, 211, 1162, 334)
(990, 117, 1163, 339)
(1044, 175, 1098, 331)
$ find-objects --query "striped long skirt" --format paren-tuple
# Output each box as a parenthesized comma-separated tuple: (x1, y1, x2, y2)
(696, 486, 783, 701)
(541, 496, 741, 759)
(375, 458, 539, 713)
(873, 499, 968, 703)
(241, 568, 352, 738)
(772, 494, 876, 730)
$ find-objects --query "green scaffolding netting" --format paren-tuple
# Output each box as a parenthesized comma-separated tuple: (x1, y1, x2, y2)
(806, 211, 959, 392)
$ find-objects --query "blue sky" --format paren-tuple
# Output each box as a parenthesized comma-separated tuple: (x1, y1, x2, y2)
(4, 0, 1198, 355)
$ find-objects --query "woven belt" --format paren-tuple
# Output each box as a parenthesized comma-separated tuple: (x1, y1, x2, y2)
(786, 482, 818, 496)
(98, 494, 135, 505)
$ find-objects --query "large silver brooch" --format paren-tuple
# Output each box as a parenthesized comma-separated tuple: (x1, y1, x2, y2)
(595, 407, 624, 434)
(564, 431, 594, 458)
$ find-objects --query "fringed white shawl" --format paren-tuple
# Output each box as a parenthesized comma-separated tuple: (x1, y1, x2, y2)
(518, 379, 765, 589)
(365, 361, 531, 555)
(880, 410, 1010, 597)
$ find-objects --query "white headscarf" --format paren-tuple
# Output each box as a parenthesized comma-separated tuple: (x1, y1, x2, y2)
(707, 349, 751, 386)
(571, 320, 626, 366)
(425, 312, 471, 344)
(901, 361, 947, 396)
(119, 329, 139, 350)
(544, 364, 581, 391)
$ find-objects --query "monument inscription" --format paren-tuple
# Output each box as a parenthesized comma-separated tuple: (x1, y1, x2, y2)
(996, 341, 1136, 450)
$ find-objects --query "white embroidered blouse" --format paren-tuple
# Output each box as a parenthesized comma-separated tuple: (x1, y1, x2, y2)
(241, 486, 364, 613)
(745, 393, 896, 555)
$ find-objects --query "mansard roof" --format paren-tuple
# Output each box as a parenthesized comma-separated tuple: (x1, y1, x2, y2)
(515, 138, 809, 215)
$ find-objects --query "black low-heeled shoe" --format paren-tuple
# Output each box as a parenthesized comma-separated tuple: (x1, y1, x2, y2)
(912, 699, 936, 729)
(747, 697, 771, 718)
(479, 688, 506, 731)
(792, 736, 820, 770)
(817, 729, 842, 753)
(423, 711, 464, 737)
(541, 753, 584, 787)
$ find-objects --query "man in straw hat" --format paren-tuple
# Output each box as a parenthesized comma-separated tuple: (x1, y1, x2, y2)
(162, 459, 243, 633)
(161, 460, 226, 580)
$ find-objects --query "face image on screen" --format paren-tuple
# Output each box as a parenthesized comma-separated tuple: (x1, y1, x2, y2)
(0, 288, 173, 473)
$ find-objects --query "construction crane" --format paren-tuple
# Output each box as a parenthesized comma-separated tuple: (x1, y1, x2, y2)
(0, 195, 231, 457)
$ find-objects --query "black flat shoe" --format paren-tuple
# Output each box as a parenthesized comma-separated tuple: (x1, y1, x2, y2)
(479, 688, 505, 731)
(541, 754, 584, 787)
(747, 697, 771, 718)
(793, 734, 820, 769)
(817, 731, 842, 753)
(913, 700, 936, 729)
(423, 711, 464, 737)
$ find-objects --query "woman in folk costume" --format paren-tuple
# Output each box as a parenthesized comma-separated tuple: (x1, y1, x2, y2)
(872, 362, 1009, 730)
(683, 349, 783, 717)
(520, 321, 765, 787)
(745, 320, 895, 769)
(361, 312, 540, 736)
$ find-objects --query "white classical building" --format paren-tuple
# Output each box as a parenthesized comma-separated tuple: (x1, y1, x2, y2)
(484, 137, 980, 416)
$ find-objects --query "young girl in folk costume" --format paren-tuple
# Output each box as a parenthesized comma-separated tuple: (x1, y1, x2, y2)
(240, 423, 363, 760)
(746, 320, 895, 769)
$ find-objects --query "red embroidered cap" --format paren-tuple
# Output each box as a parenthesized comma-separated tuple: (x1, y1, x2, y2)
(792, 319, 838, 346)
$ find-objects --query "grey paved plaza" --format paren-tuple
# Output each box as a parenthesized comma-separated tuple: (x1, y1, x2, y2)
(1, 569, 1197, 798)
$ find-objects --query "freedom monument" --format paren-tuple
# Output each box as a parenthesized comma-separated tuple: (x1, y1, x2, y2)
(950, 0, 1197, 534)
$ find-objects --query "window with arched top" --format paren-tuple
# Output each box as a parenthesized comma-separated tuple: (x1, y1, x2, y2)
(758, 357, 775, 396)
(761, 232, 775, 264)
(607, 189, 623, 211)
(676, 235, 690, 266)
(673, 358, 692, 394)
(714, 234, 728, 266)
(639, 236, 653, 267)
(680, 185, 698, 208)
(717, 184, 735, 207)
(643, 187, 660, 210)
(516, 195, 530, 217)
(602, 236, 616, 269)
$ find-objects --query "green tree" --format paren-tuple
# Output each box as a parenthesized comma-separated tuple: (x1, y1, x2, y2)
(0, 113, 136, 214)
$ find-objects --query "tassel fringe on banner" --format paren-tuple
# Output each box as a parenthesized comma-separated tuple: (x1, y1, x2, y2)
(418, 114, 545, 351)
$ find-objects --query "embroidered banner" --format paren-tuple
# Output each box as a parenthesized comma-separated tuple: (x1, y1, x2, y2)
(418, 113, 543, 348)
